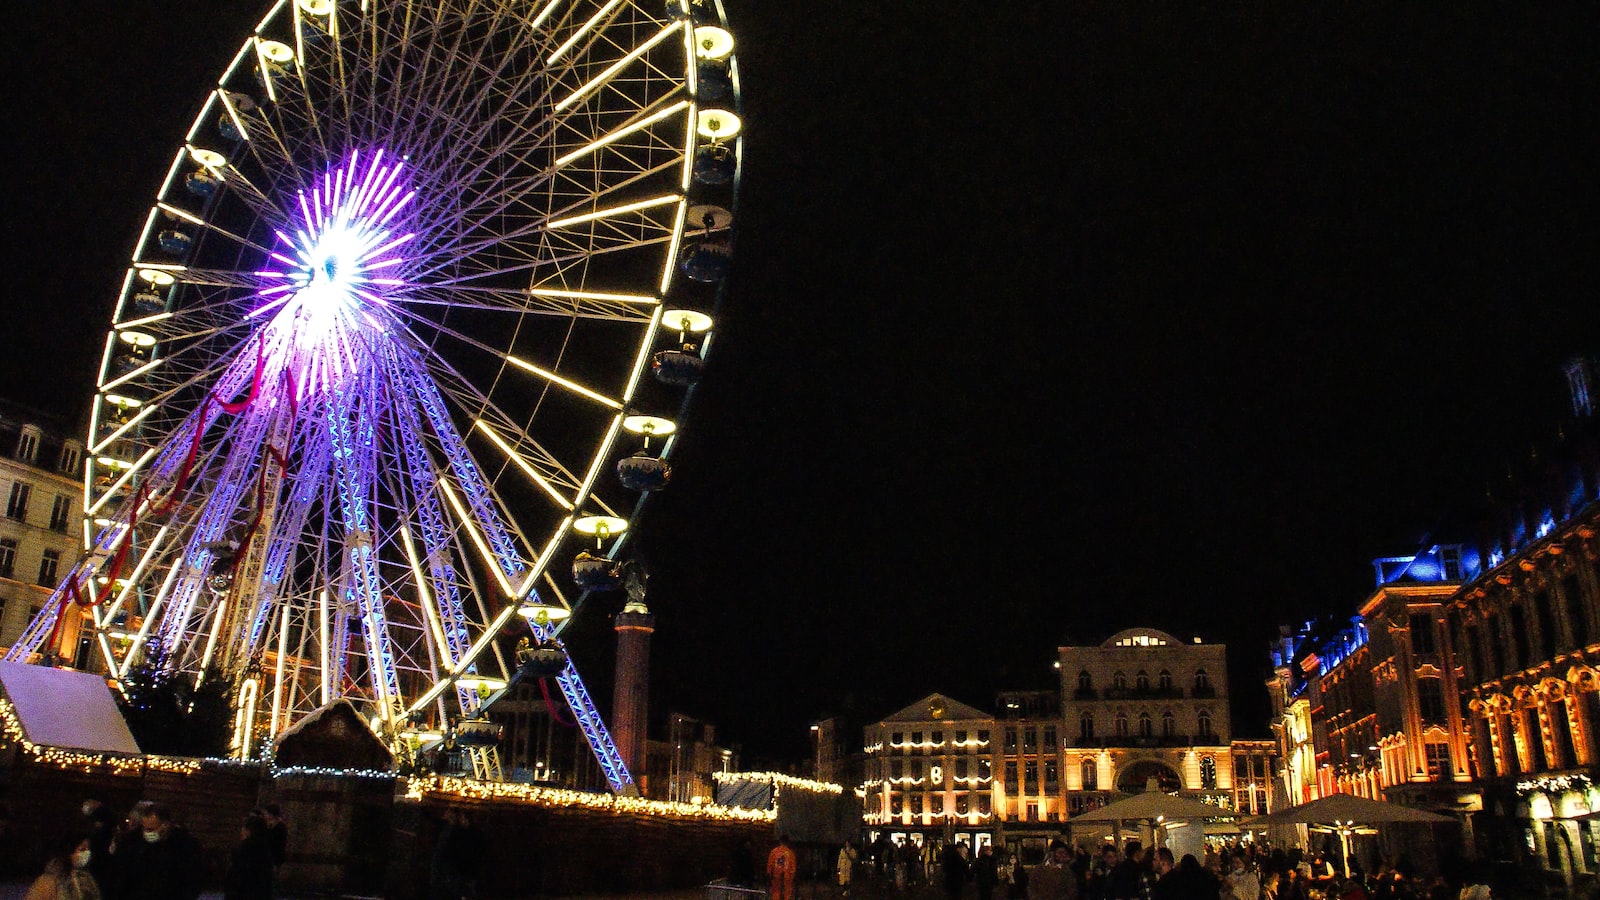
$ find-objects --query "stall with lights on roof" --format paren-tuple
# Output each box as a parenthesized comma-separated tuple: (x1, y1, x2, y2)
(4, 0, 745, 797)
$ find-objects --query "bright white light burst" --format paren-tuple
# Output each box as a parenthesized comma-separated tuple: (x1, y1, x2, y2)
(253, 150, 417, 391)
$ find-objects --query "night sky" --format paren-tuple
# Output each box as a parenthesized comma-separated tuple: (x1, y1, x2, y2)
(4, 4, 1600, 765)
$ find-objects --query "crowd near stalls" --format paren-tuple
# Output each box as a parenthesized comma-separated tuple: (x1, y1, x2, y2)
(2, 796, 288, 900)
(771, 833, 1506, 900)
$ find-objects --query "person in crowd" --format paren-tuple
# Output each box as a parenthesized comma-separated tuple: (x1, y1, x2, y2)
(1007, 850, 1031, 900)
(1108, 841, 1150, 900)
(122, 804, 204, 900)
(975, 844, 1001, 900)
(1222, 852, 1259, 900)
(1029, 839, 1078, 900)
(942, 840, 971, 900)
(1088, 845, 1118, 900)
(222, 813, 275, 900)
(79, 800, 118, 897)
(26, 834, 101, 900)
(1262, 870, 1281, 900)
(766, 833, 798, 900)
(1150, 848, 1179, 900)
(256, 804, 288, 869)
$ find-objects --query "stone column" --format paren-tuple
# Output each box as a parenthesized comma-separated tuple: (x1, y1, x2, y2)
(612, 600, 655, 782)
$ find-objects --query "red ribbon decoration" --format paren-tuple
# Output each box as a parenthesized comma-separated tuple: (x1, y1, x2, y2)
(538, 676, 577, 728)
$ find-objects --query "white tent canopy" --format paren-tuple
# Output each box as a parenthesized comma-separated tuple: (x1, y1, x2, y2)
(0, 661, 140, 755)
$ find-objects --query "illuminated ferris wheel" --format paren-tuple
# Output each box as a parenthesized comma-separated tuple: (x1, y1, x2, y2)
(7, 0, 742, 791)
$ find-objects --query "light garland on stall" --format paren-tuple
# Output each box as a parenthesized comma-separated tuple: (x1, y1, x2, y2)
(0, 698, 202, 776)
(713, 770, 844, 794)
(0, 696, 788, 824)
(406, 775, 775, 822)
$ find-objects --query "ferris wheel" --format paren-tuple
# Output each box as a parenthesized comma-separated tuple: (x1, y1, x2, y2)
(7, 0, 742, 791)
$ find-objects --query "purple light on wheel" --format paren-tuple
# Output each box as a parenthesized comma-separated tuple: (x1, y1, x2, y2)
(255, 150, 417, 390)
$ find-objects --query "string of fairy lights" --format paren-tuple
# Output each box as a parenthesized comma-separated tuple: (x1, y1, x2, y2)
(0, 698, 788, 823)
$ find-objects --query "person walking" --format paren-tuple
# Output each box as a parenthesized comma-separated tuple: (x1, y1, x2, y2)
(25, 835, 102, 900)
(767, 834, 798, 900)
(975, 845, 1000, 900)
(837, 844, 855, 896)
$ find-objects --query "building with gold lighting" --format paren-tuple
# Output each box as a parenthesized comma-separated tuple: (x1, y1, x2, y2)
(856, 630, 1272, 856)
(1267, 545, 1481, 845)
(862, 693, 997, 850)
(0, 405, 85, 661)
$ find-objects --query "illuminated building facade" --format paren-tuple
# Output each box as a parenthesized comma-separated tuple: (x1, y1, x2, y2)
(1264, 357, 1600, 885)
(1451, 497, 1600, 881)
(1060, 629, 1236, 813)
(862, 693, 996, 849)
(996, 689, 1066, 835)
(855, 632, 1271, 853)
(1267, 546, 1481, 831)
(0, 406, 85, 661)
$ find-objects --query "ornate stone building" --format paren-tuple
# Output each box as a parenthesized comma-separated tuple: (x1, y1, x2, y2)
(1265, 357, 1600, 885)
(857, 630, 1269, 855)
(1451, 497, 1600, 879)
(1060, 628, 1234, 810)
(1267, 546, 1480, 827)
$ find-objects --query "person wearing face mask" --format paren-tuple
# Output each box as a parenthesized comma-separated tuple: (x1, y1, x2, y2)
(122, 804, 204, 900)
(25, 834, 102, 900)
(1222, 853, 1260, 900)
(79, 800, 118, 897)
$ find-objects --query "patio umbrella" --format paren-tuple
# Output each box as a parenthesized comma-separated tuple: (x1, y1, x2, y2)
(1244, 794, 1452, 876)
(1071, 790, 1236, 824)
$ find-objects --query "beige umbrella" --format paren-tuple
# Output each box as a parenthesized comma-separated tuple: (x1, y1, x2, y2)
(1244, 793, 1452, 876)
(1072, 788, 1235, 854)
(1071, 790, 1238, 824)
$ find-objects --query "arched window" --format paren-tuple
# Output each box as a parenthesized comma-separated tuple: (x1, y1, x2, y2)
(1138, 712, 1152, 738)
(1195, 669, 1211, 694)
(1078, 670, 1093, 692)
(1113, 671, 1127, 690)
(1198, 710, 1213, 737)
(1159, 669, 1172, 692)
(1161, 711, 1176, 738)
(1136, 670, 1150, 692)
(1200, 756, 1217, 790)
(1080, 712, 1095, 740)
(1115, 713, 1129, 737)
(1081, 758, 1098, 790)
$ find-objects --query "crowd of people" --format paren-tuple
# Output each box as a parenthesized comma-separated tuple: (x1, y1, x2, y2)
(18, 798, 288, 900)
(789, 835, 1494, 900)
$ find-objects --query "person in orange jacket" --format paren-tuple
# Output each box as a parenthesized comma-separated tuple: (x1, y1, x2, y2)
(767, 834, 798, 900)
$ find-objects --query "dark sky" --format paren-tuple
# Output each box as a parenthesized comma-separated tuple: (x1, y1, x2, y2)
(5, 4, 1600, 765)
